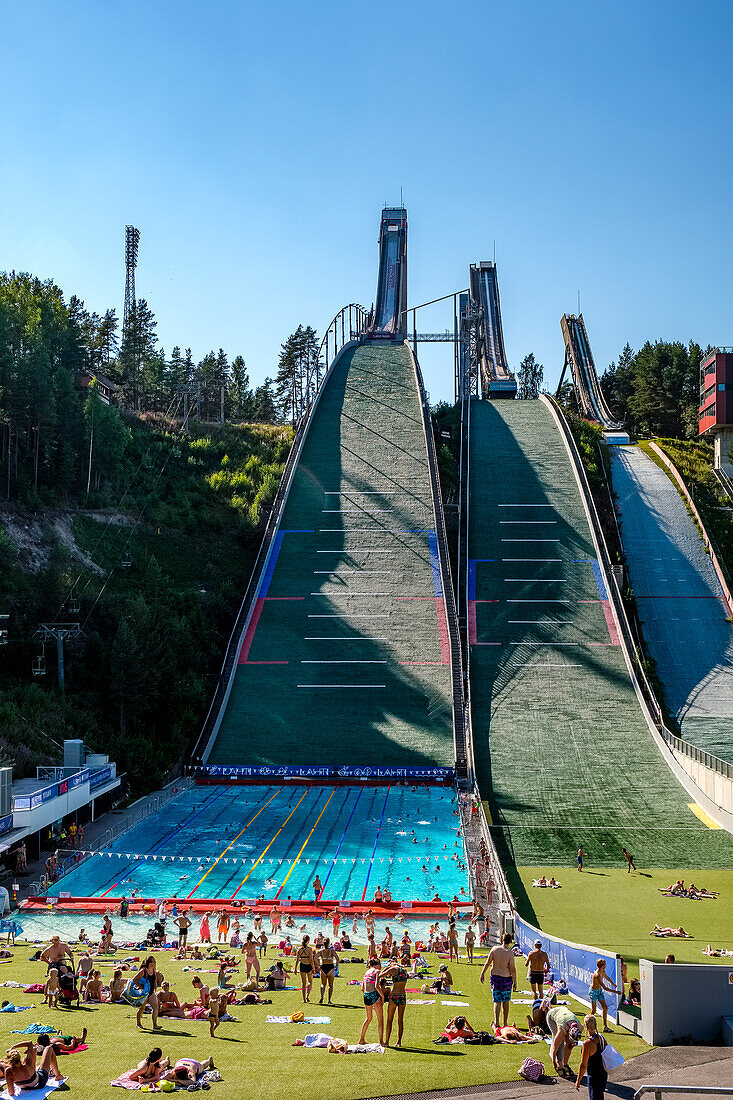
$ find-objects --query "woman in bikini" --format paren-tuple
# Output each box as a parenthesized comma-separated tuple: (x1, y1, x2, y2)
(166, 1057, 215, 1086)
(318, 937, 339, 1006)
(132, 957, 160, 1030)
(383, 950, 408, 1048)
(157, 981, 185, 1019)
(294, 935, 315, 1004)
(3, 1041, 65, 1093)
(359, 958, 384, 1046)
(128, 1048, 169, 1084)
(242, 932, 260, 981)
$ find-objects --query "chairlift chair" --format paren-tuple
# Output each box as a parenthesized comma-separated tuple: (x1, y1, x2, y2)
(121, 552, 132, 568)
(68, 596, 80, 615)
(32, 654, 46, 677)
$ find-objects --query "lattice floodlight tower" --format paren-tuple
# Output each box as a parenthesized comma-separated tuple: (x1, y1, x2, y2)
(123, 225, 140, 337)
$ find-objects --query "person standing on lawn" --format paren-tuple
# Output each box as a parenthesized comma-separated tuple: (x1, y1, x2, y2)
(480, 932, 517, 1027)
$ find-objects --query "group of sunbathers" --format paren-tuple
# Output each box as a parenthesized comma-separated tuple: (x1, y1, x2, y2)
(531, 877, 561, 889)
(659, 880, 719, 900)
(650, 925, 690, 938)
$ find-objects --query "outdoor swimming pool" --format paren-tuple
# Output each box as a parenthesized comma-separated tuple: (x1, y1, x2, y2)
(47, 784, 469, 903)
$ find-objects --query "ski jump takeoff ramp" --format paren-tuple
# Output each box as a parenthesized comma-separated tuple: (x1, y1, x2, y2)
(204, 340, 454, 769)
(466, 397, 733, 869)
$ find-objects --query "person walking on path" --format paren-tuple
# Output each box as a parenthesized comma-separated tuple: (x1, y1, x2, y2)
(576, 1013, 608, 1100)
(480, 932, 517, 1027)
(622, 848, 636, 873)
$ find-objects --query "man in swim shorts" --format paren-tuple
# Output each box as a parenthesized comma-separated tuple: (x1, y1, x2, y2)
(526, 939, 550, 998)
(480, 932, 517, 1027)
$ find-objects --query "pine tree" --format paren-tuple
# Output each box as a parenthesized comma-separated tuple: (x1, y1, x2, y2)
(517, 353, 544, 399)
(230, 355, 251, 420)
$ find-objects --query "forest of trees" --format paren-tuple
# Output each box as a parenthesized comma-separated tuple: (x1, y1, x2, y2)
(0, 269, 314, 788)
(0, 272, 321, 503)
(599, 339, 705, 439)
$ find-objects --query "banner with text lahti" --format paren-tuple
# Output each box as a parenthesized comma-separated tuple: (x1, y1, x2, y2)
(514, 913, 620, 1021)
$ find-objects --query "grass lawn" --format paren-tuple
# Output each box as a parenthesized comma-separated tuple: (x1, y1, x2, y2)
(514, 867, 733, 978)
(0, 937, 649, 1100)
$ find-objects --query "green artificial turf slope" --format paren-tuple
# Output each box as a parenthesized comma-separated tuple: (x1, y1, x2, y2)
(0, 936, 649, 1100)
(468, 399, 733, 869)
(514, 866, 733, 978)
(210, 341, 453, 768)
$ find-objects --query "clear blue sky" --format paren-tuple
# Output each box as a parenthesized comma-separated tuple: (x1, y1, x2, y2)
(2, 0, 732, 400)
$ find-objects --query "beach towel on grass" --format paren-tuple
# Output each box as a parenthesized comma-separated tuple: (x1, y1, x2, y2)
(268, 1016, 331, 1024)
(1, 1080, 62, 1100)
(0, 1005, 31, 1012)
(407, 999, 435, 1005)
(58, 1043, 88, 1054)
(10, 1025, 57, 1034)
(112, 1070, 158, 1090)
(441, 1000, 470, 1006)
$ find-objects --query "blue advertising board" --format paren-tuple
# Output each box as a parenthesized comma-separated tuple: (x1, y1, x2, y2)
(199, 764, 453, 780)
(514, 913, 620, 1021)
(0, 813, 13, 836)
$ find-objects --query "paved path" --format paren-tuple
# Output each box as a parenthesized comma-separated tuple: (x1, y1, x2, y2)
(611, 445, 733, 765)
(388, 1045, 733, 1100)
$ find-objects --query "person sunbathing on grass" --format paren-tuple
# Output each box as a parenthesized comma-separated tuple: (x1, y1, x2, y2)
(650, 925, 690, 937)
(687, 884, 719, 899)
(492, 1022, 540, 1043)
(164, 1056, 216, 1086)
(659, 880, 685, 896)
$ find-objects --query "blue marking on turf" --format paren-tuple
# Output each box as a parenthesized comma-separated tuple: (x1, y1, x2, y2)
(591, 560, 608, 600)
(468, 560, 476, 602)
(427, 532, 443, 596)
(258, 532, 285, 598)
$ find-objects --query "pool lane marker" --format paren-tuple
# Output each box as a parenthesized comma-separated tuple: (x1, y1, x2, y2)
(317, 788, 364, 900)
(229, 787, 311, 901)
(98, 785, 233, 898)
(275, 788, 337, 899)
(361, 786, 391, 901)
(186, 786, 284, 899)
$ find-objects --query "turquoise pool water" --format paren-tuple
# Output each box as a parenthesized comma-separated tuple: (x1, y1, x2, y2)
(48, 784, 469, 903)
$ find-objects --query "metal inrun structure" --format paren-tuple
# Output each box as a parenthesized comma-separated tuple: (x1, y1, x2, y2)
(458, 262, 516, 399)
(558, 313, 621, 428)
(123, 225, 140, 337)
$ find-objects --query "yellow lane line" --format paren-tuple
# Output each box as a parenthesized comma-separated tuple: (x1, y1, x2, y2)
(230, 787, 311, 900)
(186, 786, 284, 898)
(275, 788, 336, 899)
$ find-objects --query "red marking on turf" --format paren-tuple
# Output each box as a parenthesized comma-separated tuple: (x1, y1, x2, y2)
(238, 598, 265, 663)
(600, 600, 621, 645)
(467, 600, 477, 644)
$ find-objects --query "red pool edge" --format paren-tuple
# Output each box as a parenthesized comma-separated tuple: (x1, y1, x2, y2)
(21, 897, 463, 917)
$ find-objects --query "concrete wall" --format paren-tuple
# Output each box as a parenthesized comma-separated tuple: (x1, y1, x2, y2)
(669, 743, 733, 815)
(639, 959, 733, 1044)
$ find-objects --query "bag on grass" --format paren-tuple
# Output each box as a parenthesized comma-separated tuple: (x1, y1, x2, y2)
(465, 1031, 496, 1045)
(518, 1057, 544, 1081)
(601, 1041, 624, 1072)
(290, 1010, 304, 1023)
